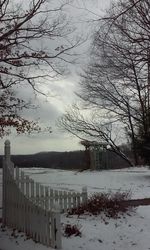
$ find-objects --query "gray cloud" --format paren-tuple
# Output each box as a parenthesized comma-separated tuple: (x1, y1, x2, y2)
(0, 0, 111, 155)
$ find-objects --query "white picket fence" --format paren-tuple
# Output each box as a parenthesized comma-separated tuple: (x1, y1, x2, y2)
(2, 140, 88, 249)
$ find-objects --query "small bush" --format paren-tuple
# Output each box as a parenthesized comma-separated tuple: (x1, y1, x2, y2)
(68, 191, 132, 219)
(64, 224, 82, 237)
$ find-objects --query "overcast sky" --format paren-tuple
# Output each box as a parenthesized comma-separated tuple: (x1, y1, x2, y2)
(0, 0, 111, 155)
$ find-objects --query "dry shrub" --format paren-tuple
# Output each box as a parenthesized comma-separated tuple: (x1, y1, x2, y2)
(68, 191, 132, 219)
(64, 224, 82, 237)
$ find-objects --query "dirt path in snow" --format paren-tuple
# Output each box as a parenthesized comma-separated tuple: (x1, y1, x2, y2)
(123, 198, 150, 207)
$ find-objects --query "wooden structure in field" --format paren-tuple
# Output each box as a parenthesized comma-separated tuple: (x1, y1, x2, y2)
(81, 140, 109, 170)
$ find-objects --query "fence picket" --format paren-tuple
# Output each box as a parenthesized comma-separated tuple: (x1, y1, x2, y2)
(77, 192, 81, 207)
(59, 191, 63, 211)
(15, 167, 19, 185)
(51, 204, 62, 249)
(21, 171, 25, 194)
(63, 191, 67, 212)
(82, 186, 88, 204)
(50, 189, 54, 210)
(54, 190, 58, 204)
(31, 179, 35, 201)
(25, 176, 30, 197)
(73, 192, 76, 208)
(36, 182, 40, 205)
(40, 185, 44, 208)
(45, 186, 49, 210)
(68, 192, 72, 209)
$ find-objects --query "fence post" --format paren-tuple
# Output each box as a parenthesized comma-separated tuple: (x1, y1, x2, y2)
(2, 140, 11, 225)
(2, 154, 6, 225)
(82, 186, 88, 204)
(4, 140, 14, 175)
(51, 203, 62, 249)
(4, 140, 11, 161)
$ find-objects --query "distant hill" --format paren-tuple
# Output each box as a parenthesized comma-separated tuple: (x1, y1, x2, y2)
(0, 150, 131, 170)
(0, 151, 86, 170)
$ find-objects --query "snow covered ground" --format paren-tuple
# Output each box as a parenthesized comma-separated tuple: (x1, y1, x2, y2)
(1, 167, 150, 250)
(23, 166, 150, 199)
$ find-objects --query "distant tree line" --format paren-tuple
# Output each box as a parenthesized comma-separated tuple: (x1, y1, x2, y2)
(0, 147, 132, 170)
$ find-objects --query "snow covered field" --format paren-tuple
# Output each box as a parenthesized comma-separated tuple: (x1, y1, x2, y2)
(23, 166, 150, 199)
(1, 167, 150, 250)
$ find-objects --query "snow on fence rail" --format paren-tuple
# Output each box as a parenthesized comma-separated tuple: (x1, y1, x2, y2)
(2, 140, 88, 249)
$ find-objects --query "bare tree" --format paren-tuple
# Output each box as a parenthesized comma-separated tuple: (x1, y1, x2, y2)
(0, 0, 81, 136)
(59, 105, 133, 165)
(59, 0, 150, 165)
